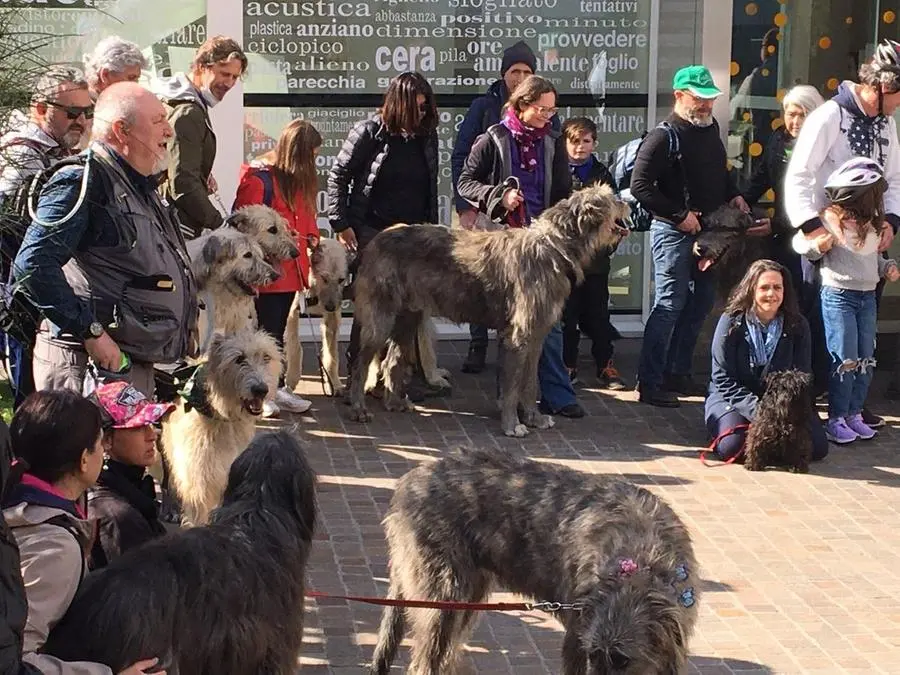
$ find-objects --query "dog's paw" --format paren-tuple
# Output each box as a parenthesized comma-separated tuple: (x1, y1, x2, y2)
(523, 410, 555, 429)
(327, 385, 347, 398)
(427, 374, 453, 389)
(384, 396, 413, 413)
(788, 463, 809, 474)
(503, 423, 529, 438)
(743, 461, 763, 472)
(349, 405, 373, 423)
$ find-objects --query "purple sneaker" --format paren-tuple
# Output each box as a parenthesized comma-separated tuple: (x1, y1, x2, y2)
(825, 417, 859, 445)
(846, 413, 877, 440)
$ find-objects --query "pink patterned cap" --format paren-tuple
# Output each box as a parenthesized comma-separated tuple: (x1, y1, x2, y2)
(93, 381, 174, 429)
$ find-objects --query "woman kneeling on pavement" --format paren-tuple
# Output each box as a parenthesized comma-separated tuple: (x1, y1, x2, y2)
(705, 259, 829, 462)
(2, 389, 164, 675)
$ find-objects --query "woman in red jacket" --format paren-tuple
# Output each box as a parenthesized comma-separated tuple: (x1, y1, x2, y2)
(233, 119, 322, 417)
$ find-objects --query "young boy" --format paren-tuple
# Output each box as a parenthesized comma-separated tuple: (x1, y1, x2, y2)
(561, 117, 627, 389)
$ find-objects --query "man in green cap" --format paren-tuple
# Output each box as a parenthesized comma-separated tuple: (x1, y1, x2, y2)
(632, 64, 749, 408)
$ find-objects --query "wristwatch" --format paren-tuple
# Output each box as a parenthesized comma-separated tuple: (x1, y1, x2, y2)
(83, 321, 104, 340)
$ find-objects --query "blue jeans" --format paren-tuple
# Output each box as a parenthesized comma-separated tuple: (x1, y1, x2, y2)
(820, 287, 877, 419)
(538, 323, 577, 410)
(637, 221, 715, 390)
(800, 257, 829, 395)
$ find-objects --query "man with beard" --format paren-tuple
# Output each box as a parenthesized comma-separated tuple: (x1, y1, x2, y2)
(632, 65, 750, 408)
(153, 35, 247, 239)
(0, 67, 92, 408)
(12, 82, 197, 397)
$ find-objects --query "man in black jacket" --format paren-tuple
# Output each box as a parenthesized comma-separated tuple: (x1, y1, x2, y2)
(632, 65, 749, 408)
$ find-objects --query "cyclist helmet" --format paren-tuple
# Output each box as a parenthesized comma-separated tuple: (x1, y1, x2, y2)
(872, 39, 900, 76)
(824, 157, 886, 204)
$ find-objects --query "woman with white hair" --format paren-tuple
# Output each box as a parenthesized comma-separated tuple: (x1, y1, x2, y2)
(83, 36, 147, 100)
(743, 84, 826, 291)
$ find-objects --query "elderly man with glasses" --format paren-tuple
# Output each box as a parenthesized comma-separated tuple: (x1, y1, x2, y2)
(0, 66, 93, 408)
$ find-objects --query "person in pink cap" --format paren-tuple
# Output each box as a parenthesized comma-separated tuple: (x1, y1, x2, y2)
(87, 381, 173, 569)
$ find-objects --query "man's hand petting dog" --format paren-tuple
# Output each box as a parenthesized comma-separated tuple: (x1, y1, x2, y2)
(730, 195, 751, 214)
(336, 228, 358, 253)
(747, 218, 772, 237)
(502, 188, 524, 211)
(678, 211, 702, 235)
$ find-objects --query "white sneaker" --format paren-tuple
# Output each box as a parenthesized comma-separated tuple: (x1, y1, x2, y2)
(274, 387, 312, 414)
(262, 399, 280, 418)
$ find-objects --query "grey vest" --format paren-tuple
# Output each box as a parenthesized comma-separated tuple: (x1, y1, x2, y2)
(63, 144, 197, 363)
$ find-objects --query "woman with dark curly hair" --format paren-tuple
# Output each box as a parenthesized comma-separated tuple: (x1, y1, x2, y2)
(705, 259, 828, 461)
(327, 71, 439, 395)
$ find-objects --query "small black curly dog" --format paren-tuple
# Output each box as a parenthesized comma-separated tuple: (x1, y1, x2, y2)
(744, 369, 814, 473)
(44, 430, 317, 674)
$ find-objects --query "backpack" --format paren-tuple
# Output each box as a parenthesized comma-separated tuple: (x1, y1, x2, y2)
(610, 122, 682, 232)
(233, 166, 275, 211)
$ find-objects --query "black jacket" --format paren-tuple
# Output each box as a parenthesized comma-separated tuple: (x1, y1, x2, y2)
(0, 419, 41, 675)
(87, 460, 167, 570)
(326, 114, 439, 233)
(705, 312, 811, 425)
(451, 80, 561, 212)
(457, 124, 571, 223)
(742, 126, 794, 238)
(631, 114, 740, 225)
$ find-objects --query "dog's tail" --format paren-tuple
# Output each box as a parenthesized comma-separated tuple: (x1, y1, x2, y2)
(369, 591, 405, 675)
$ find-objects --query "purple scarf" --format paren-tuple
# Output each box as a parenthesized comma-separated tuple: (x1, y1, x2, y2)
(501, 107, 550, 172)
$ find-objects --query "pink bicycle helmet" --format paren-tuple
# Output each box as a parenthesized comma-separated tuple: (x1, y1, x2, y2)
(824, 157, 885, 204)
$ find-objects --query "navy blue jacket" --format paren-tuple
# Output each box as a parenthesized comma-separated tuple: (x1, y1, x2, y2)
(705, 312, 811, 425)
(451, 80, 560, 213)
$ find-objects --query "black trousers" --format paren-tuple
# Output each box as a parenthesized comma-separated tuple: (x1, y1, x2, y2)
(255, 292, 295, 387)
(561, 263, 616, 372)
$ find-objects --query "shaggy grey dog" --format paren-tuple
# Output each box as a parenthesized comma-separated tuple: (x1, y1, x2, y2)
(348, 184, 628, 437)
(226, 204, 301, 264)
(744, 369, 814, 472)
(693, 205, 767, 298)
(44, 430, 316, 675)
(371, 448, 699, 675)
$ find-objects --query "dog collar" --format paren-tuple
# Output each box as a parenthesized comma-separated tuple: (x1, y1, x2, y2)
(177, 364, 217, 419)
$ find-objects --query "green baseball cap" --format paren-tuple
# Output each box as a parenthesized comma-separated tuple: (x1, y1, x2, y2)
(672, 65, 722, 99)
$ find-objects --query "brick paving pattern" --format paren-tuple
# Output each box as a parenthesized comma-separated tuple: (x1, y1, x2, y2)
(270, 339, 900, 674)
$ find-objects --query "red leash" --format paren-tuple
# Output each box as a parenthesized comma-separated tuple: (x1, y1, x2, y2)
(304, 590, 582, 613)
(700, 424, 751, 467)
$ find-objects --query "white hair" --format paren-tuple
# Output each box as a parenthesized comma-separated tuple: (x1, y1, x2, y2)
(781, 85, 826, 114)
(83, 36, 148, 88)
(91, 83, 142, 141)
(31, 66, 88, 103)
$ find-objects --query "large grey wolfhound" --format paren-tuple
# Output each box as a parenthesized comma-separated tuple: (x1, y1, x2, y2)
(371, 448, 699, 674)
(348, 184, 628, 437)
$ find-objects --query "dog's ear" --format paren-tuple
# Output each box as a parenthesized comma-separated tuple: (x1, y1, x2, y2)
(225, 209, 249, 233)
(310, 240, 323, 267)
(193, 235, 225, 286)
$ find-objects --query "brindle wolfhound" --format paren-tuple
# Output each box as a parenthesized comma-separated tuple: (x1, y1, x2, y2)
(347, 184, 628, 437)
(371, 448, 699, 675)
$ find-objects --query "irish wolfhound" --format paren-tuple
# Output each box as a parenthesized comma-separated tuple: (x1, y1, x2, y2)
(160, 329, 282, 526)
(348, 184, 628, 437)
(744, 369, 814, 472)
(371, 448, 699, 675)
(283, 236, 349, 396)
(226, 203, 301, 264)
(188, 227, 279, 345)
(45, 430, 316, 675)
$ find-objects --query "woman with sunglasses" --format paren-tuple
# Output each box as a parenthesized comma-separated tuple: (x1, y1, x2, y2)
(327, 71, 440, 394)
(457, 74, 583, 418)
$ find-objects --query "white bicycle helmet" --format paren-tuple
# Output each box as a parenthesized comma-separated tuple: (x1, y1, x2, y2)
(872, 39, 900, 75)
(824, 157, 885, 204)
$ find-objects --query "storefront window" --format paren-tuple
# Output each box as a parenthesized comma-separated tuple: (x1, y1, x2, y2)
(242, 1, 705, 315)
(5, 1, 208, 79)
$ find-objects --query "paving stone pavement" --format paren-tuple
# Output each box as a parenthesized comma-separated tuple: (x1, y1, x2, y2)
(266, 338, 900, 674)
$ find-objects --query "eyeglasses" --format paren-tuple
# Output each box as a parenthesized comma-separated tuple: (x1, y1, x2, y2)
(529, 104, 558, 117)
(46, 101, 94, 120)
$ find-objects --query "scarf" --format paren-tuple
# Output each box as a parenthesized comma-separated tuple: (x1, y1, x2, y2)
(745, 311, 783, 371)
(501, 107, 550, 172)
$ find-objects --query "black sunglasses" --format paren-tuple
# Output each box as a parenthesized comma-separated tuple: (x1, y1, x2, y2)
(47, 101, 94, 120)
